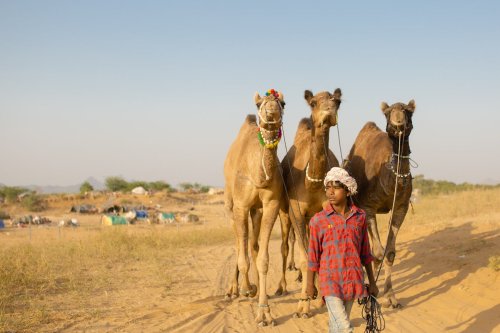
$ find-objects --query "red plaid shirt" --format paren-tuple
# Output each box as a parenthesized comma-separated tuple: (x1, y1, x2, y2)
(308, 203, 373, 300)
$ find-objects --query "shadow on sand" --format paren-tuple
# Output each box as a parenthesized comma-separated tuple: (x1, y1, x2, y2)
(380, 221, 499, 326)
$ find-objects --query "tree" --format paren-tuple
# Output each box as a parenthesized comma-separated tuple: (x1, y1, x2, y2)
(148, 181, 172, 192)
(105, 176, 129, 192)
(80, 181, 94, 194)
(0, 186, 29, 203)
(179, 182, 194, 191)
(21, 193, 47, 212)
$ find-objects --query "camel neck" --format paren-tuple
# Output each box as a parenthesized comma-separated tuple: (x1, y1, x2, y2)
(257, 145, 278, 185)
(390, 136, 411, 177)
(391, 136, 411, 156)
(307, 126, 330, 183)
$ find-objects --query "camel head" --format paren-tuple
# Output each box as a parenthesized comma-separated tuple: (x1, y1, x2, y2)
(304, 89, 342, 131)
(254, 90, 285, 130)
(381, 100, 416, 138)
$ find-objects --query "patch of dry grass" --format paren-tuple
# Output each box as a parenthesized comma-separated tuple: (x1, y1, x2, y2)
(376, 187, 500, 230)
(0, 225, 233, 332)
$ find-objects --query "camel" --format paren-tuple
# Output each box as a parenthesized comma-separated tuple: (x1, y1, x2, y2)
(275, 89, 342, 318)
(223, 90, 285, 326)
(344, 100, 416, 308)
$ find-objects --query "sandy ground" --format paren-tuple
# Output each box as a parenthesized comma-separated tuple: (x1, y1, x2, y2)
(2, 192, 499, 332)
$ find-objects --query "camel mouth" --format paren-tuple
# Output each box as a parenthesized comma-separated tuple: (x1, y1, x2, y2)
(258, 99, 283, 128)
(316, 110, 338, 128)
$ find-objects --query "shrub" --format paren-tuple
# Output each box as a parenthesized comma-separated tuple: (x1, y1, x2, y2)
(21, 194, 47, 212)
(79, 181, 94, 194)
(0, 186, 29, 203)
(105, 177, 129, 192)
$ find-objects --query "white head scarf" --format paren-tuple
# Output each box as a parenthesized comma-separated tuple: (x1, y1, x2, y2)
(323, 167, 358, 195)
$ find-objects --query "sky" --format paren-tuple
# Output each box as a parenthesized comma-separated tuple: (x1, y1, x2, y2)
(1, 0, 499, 188)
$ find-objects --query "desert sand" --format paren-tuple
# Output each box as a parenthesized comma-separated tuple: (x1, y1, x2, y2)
(1, 189, 499, 332)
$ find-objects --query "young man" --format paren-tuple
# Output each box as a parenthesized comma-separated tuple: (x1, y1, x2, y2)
(307, 167, 378, 333)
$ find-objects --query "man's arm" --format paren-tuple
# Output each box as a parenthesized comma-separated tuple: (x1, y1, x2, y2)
(363, 262, 379, 297)
(306, 269, 317, 299)
(306, 218, 321, 299)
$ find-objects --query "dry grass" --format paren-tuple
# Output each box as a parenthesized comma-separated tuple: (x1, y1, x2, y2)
(0, 225, 233, 332)
(376, 187, 500, 231)
(1, 188, 499, 332)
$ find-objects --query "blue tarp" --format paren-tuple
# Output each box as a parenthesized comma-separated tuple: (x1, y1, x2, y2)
(0, 219, 4, 229)
(135, 210, 148, 219)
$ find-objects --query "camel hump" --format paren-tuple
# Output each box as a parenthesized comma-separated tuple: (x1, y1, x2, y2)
(362, 121, 381, 132)
(245, 114, 257, 125)
(297, 117, 312, 131)
(358, 121, 382, 136)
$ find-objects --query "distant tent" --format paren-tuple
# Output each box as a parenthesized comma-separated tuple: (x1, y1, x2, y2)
(131, 187, 147, 195)
(101, 215, 128, 226)
(158, 212, 175, 223)
(70, 204, 97, 214)
(101, 204, 124, 214)
(135, 210, 148, 219)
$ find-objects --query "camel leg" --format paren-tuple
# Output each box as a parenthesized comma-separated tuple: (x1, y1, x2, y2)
(275, 210, 290, 296)
(250, 208, 262, 296)
(233, 205, 256, 298)
(225, 202, 240, 300)
(225, 238, 240, 299)
(288, 227, 298, 271)
(289, 212, 313, 319)
(366, 212, 385, 265)
(293, 245, 313, 319)
(381, 208, 407, 309)
(254, 200, 279, 327)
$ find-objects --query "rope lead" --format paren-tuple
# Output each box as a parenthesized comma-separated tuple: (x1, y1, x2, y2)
(358, 291, 385, 333)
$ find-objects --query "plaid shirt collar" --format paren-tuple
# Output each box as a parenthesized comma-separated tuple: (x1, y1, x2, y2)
(324, 201, 361, 217)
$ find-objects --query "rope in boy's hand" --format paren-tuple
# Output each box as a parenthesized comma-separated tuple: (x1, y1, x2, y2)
(358, 285, 385, 332)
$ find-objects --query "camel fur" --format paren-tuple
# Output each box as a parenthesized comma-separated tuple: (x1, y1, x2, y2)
(276, 89, 342, 318)
(344, 100, 416, 308)
(223, 91, 285, 326)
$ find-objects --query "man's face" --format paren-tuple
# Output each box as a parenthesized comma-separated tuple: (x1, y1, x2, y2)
(325, 181, 349, 206)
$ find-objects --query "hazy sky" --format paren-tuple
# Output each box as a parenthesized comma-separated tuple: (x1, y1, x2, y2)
(1, 1, 499, 188)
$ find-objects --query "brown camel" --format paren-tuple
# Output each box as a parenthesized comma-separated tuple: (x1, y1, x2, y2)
(344, 100, 416, 308)
(276, 89, 342, 318)
(224, 91, 285, 326)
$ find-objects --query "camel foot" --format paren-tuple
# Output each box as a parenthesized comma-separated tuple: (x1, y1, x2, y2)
(296, 271, 303, 283)
(241, 284, 257, 298)
(292, 312, 311, 319)
(287, 262, 298, 271)
(255, 305, 275, 326)
(381, 296, 401, 309)
(224, 292, 239, 301)
(274, 285, 288, 296)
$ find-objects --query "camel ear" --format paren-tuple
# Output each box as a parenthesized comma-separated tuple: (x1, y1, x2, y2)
(407, 99, 416, 112)
(277, 91, 285, 108)
(333, 88, 342, 99)
(304, 90, 314, 105)
(380, 102, 390, 114)
(254, 92, 262, 107)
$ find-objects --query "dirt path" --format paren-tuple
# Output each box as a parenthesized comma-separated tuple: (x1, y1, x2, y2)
(65, 215, 499, 333)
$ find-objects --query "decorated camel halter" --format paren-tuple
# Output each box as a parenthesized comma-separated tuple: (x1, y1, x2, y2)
(305, 162, 324, 183)
(257, 89, 283, 149)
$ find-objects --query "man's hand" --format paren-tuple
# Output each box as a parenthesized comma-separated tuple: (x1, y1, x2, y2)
(368, 283, 379, 297)
(306, 270, 318, 299)
(306, 283, 317, 299)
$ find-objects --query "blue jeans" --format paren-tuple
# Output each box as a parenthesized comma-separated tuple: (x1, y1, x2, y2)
(324, 296, 354, 333)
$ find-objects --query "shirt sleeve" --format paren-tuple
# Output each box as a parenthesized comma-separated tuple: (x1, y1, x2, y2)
(308, 217, 322, 272)
(360, 215, 373, 266)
